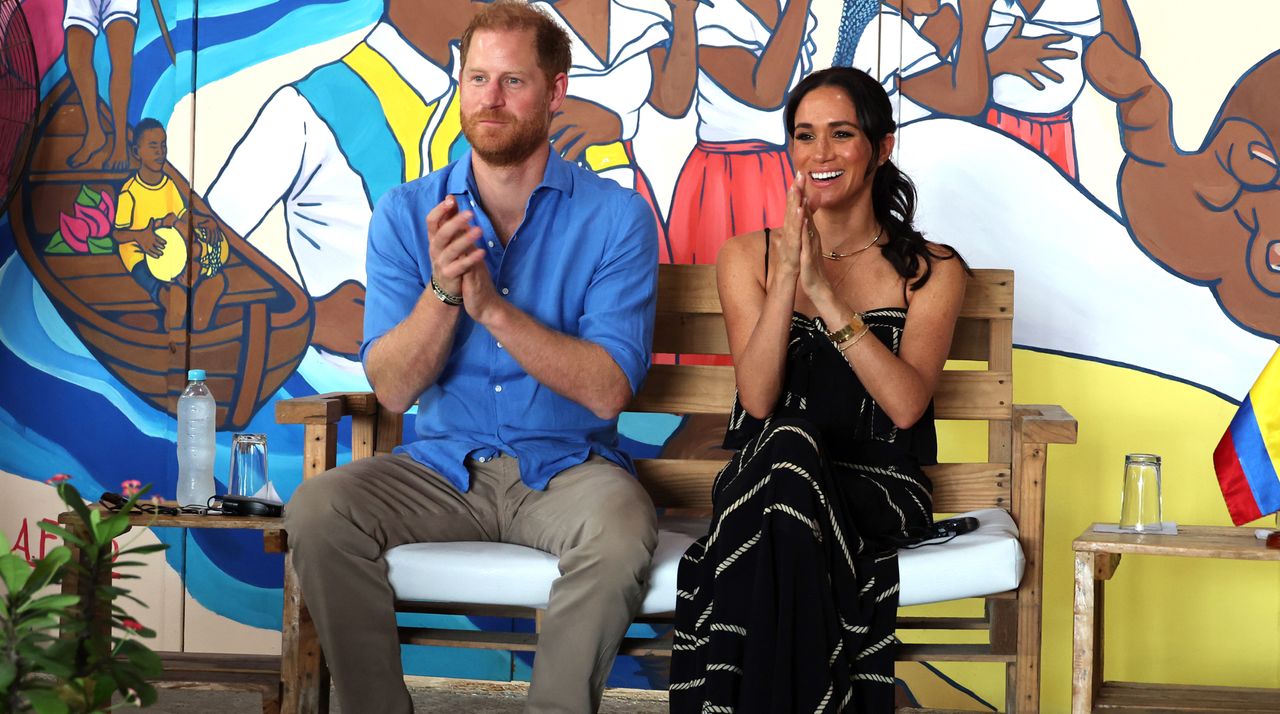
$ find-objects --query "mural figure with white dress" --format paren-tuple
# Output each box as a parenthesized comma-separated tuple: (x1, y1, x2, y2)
(535, 0, 699, 262)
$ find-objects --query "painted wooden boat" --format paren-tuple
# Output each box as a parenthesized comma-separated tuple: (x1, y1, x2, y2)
(10, 78, 313, 429)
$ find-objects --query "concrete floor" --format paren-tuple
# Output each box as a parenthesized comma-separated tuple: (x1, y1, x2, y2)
(140, 677, 669, 713)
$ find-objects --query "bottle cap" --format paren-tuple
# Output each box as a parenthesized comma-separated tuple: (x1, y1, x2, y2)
(188, 369, 207, 381)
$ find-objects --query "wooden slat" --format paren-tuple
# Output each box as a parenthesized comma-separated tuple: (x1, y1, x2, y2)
(896, 643, 1015, 663)
(280, 553, 324, 714)
(1094, 681, 1280, 712)
(896, 616, 989, 630)
(653, 315, 1002, 363)
(653, 266, 1013, 320)
(1017, 404, 1079, 444)
(960, 269, 1014, 319)
(634, 458, 723, 509)
(276, 395, 341, 425)
(923, 463, 1012, 511)
(1073, 525, 1280, 561)
(934, 371, 1012, 420)
(375, 407, 403, 457)
(656, 263, 720, 314)
(276, 391, 379, 424)
(949, 317, 990, 361)
(398, 628, 673, 657)
(1012, 435, 1049, 713)
(303, 423, 337, 480)
(629, 364, 736, 414)
(631, 367, 1012, 419)
(653, 312, 729, 355)
(351, 413, 377, 461)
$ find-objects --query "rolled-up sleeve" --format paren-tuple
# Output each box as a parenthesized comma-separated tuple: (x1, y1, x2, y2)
(578, 193, 659, 395)
(359, 187, 423, 368)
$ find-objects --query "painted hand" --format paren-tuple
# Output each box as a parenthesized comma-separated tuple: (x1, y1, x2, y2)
(312, 280, 366, 359)
(135, 219, 168, 258)
(550, 97, 624, 165)
(1085, 33, 1280, 336)
(990, 17, 1077, 90)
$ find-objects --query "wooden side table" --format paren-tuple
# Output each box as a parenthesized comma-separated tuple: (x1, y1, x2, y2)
(59, 506, 289, 714)
(1072, 525, 1280, 713)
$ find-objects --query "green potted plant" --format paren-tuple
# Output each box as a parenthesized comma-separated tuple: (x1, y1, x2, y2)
(1, 477, 167, 713)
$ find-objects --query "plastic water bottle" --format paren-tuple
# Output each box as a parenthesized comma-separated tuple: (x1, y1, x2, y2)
(176, 369, 217, 507)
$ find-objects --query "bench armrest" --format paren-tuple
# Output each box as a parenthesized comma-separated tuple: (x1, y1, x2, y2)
(275, 391, 380, 424)
(1014, 404, 1077, 445)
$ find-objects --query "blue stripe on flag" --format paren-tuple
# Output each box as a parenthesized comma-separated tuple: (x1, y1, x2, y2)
(1228, 396, 1280, 515)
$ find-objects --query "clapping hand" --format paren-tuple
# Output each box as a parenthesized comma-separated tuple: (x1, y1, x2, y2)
(426, 196, 485, 298)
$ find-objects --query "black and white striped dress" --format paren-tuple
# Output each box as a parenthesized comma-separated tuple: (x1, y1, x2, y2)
(669, 309, 936, 713)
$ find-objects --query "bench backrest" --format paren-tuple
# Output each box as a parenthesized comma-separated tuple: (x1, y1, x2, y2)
(633, 264, 1015, 515)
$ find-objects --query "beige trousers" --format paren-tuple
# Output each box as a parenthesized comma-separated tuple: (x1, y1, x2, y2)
(284, 453, 658, 714)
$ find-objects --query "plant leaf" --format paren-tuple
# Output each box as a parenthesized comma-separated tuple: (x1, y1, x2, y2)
(20, 547, 71, 597)
(0, 551, 32, 593)
(24, 688, 71, 714)
(36, 522, 88, 549)
(18, 593, 80, 614)
(0, 660, 14, 690)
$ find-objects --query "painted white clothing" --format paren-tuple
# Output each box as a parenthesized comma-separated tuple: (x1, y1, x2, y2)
(899, 117, 1275, 398)
(944, 0, 1100, 115)
(537, 0, 670, 143)
(63, 0, 136, 34)
(206, 22, 458, 298)
(693, 0, 818, 145)
(851, 8, 941, 126)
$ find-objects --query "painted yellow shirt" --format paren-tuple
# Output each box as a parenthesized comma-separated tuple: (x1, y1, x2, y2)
(114, 174, 186, 272)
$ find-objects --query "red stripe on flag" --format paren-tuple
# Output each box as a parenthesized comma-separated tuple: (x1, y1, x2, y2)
(1214, 429, 1264, 526)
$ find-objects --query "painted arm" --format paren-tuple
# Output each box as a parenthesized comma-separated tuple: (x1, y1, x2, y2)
(205, 87, 309, 240)
(697, 0, 812, 111)
(899, 0, 997, 118)
(647, 0, 699, 117)
(1099, 0, 1139, 55)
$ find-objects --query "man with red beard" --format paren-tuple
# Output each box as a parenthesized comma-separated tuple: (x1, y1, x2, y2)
(283, 2, 660, 713)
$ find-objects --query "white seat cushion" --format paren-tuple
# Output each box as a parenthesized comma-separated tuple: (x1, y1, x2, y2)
(898, 507, 1025, 607)
(385, 508, 1022, 615)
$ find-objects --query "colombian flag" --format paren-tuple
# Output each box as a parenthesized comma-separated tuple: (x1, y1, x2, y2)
(1214, 348, 1280, 525)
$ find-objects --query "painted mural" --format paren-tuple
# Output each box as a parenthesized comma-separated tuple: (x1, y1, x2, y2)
(4, 0, 1278, 708)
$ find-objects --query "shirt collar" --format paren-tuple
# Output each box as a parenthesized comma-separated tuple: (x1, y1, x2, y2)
(446, 148, 575, 198)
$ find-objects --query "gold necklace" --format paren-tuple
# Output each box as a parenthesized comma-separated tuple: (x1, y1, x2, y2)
(820, 226, 883, 261)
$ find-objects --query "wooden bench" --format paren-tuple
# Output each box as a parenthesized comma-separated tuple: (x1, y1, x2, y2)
(271, 265, 1076, 713)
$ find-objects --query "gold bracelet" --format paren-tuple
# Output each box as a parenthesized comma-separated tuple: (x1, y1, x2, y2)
(836, 326, 871, 353)
(825, 313, 866, 345)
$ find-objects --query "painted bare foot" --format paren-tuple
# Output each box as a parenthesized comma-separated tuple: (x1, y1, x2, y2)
(102, 136, 131, 171)
(68, 127, 107, 169)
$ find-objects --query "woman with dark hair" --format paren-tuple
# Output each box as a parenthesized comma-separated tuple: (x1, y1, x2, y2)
(669, 66, 968, 713)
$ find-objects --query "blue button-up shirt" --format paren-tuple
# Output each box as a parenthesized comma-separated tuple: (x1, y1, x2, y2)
(360, 150, 658, 492)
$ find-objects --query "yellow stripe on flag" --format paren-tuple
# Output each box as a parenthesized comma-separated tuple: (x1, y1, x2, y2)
(1247, 348, 1280, 465)
(343, 44, 431, 181)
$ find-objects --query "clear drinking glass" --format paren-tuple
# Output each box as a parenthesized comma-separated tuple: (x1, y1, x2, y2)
(1119, 453, 1162, 531)
(228, 433, 269, 499)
